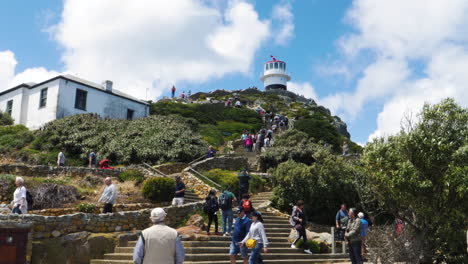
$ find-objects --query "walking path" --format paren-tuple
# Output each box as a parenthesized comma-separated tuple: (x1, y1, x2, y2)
(90, 192, 348, 264)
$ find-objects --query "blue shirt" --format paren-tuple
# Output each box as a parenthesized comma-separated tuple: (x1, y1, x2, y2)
(336, 209, 349, 221)
(232, 216, 251, 243)
(175, 182, 185, 198)
(133, 235, 185, 264)
(360, 218, 369, 237)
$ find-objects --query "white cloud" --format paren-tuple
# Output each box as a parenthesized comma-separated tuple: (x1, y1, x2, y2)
(0, 50, 59, 92)
(272, 0, 294, 46)
(50, 0, 272, 100)
(325, 0, 468, 141)
(288, 81, 318, 100)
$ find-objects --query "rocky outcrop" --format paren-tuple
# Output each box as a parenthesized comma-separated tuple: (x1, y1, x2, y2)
(332, 116, 351, 138)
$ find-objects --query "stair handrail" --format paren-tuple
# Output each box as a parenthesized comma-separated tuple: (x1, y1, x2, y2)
(188, 154, 207, 165)
(187, 167, 223, 190)
(141, 162, 168, 177)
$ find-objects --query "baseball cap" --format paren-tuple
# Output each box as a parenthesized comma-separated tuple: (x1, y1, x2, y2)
(150, 208, 167, 222)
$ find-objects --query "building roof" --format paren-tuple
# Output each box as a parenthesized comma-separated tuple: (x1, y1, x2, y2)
(0, 75, 150, 106)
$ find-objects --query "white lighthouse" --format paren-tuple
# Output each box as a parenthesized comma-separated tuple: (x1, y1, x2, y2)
(260, 56, 291, 91)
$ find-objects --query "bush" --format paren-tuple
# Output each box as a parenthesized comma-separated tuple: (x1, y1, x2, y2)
(293, 239, 321, 253)
(0, 111, 14, 125)
(295, 113, 342, 153)
(119, 169, 145, 184)
(142, 177, 176, 203)
(76, 203, 97, 213)
(0, 174, 16, 200)
(199, 124, 224, 147)
(0, 125, 34, 151)
(203, 169, 267, 195)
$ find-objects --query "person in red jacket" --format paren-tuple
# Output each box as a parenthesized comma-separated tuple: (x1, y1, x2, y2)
(171, 86, 176, 98)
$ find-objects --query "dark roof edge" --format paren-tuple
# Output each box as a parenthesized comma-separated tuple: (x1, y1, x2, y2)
(0, 75, 150, 106)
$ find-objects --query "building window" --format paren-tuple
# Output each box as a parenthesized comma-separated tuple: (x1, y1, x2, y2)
(284, 63, 286, 71)
(274, 62, 279, 69)
(39, 88, 48, 108)
(6, 100, 12, 116)
(127, 109, 134, 120)
(74, 89, 87, 110)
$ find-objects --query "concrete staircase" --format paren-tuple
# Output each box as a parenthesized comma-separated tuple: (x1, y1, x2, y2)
(184, 190, 203, 203)
(90, 192, 348, 264)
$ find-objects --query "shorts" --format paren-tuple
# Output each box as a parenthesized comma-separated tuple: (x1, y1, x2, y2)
(229, 242, 248, 258)
(172, 197, 184, 206)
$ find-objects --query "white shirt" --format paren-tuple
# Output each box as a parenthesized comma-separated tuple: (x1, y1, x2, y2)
(58, 152, 65, 164)
(13, 186, 28, 213)
(241, 221, 269, 247)
(99, 184, 117, 204)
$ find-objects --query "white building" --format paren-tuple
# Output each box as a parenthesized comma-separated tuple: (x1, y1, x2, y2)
(0, 75, 150, 129)
(260, 56, 291, 91)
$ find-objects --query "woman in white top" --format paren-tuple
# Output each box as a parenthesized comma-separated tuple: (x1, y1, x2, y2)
(11, 177, 27, 214)
(241, 211, 268, 264)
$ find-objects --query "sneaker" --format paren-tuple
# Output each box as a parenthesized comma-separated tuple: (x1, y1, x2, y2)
(291, 244, 296, 249)
(223, 233, 227, 237)
(215, 232, 220, 236)
(304, 249, 312, 254)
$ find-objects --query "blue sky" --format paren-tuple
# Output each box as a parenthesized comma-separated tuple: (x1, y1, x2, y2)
(1, 0, 467, 144)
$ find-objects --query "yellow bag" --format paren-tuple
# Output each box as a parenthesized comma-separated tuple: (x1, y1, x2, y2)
(246, 239, 257, 249)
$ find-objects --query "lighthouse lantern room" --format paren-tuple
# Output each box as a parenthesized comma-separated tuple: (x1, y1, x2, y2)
(260, 56, 291, 91)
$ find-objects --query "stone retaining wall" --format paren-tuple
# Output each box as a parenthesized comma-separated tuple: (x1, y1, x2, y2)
(29, 202, 171, 216)
(180, 171, 219, 198)
(0, 164, 123, 178)
(0, 201, 204, 240)
(154, 162, 187, 175)
(190, 156, 248, 172)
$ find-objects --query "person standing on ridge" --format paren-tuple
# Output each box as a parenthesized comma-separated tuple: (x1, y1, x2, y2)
(181, 91, 185, 99)
(172, 176, 185, 206)
(237, 169, 251, 203)
(11, 177, 28, 214)
(171, 86, 176, 98)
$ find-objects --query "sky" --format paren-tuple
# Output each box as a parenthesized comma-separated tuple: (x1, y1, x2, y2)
(1, 0, 468, 145)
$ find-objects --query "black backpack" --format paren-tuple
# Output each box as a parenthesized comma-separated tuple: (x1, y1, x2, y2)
(25, 189, 33, 209)
(219, 193, 232, 210)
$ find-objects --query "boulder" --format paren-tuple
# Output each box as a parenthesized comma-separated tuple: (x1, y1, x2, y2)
(288, 229, 333, 245)
(32, 231, 119, 264)
(186, 214, 205, 229)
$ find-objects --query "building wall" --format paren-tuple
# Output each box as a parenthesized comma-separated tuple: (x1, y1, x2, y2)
(25, 80, 61, 129)
(263, 75, 289, 88)
(0, 87, 26, 125)
(56, 79, 148, 121)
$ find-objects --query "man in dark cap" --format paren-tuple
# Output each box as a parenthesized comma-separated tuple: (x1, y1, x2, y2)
(229, 207, 251, 264)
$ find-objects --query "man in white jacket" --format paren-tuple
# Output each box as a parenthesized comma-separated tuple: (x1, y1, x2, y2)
(98, 177, 117, 213)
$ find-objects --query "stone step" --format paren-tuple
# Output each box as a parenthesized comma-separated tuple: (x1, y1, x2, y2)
(185, 259, 349, 264)
(90, 260, 132, 264)
(102, 253, 347, 261)
(127, 236, 289, 247)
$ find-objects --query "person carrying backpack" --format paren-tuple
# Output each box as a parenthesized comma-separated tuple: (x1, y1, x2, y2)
(11, 177, 30, 214)
(335, 204, 349, 241)
(240, 194, 254, 217)
(219, 189, 237, 236)
(204, 189, 220, 235)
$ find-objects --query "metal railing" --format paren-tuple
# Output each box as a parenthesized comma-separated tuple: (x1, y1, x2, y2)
(141, 162, 168, 177)
(188, 155, 207, 166)
(187, 167, 223, 190)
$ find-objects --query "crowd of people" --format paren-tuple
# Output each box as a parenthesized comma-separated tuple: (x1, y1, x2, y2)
(56, 149, 114, 169)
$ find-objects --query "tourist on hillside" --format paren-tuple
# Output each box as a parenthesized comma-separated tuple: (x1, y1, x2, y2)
(57, 148, 65, 167)
(256, 131, 265, 153)
(235, 100, 242, 108)
(241, 211, 268, 264)
(89, 150, 98, 168)
(264, 137, 271, 149)
(358, 212, 368, 259)
(342, 141, 350, 156)
(98, 177, 117, 213)
(219, 189, 237, 236)
(181, 91, 186, 99)
(241, 132, 248, 148)
(335, 204, 349, 240)
(237, 169, 251, 203)
(266, 128, 273, 140)
(133, 208, 185, 264)
(229, 207, 251, 264)
(172, 176, 185, 206)
(204, 189, 220, 235)
(99, 159, 114, 169)
(207, 146, 217, 158)
(290, 200, 313, 254)
(171, 86, 176, 98)
(345, 208, 363, 264)
(245, 133, 253, 152)
(11, 177, 27, 214)
(240, 194, 254, 217)
(272, 124, 277, 132)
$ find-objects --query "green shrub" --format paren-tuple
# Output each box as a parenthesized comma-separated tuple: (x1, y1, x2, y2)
(76, 203, 96, 213)
(199, 124, 224, 147)
(203, 169, 267, 195)
(119, 169, 145, 184)
(0, 125, 34, 151)
(293, 239, 321, 253)
(142, 177, 176, 203)
(0, 174, 16, 199)
(0, 111, 14, 125)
